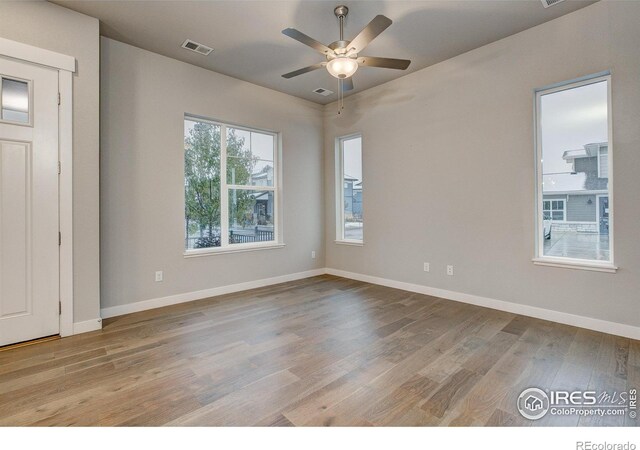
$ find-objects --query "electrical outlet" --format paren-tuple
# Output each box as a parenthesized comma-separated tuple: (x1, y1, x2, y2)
(311, 251, 316, 259)
(155, 271, 163, 282)
(446, 265, 454, 276)
(423, 262, 430, 272)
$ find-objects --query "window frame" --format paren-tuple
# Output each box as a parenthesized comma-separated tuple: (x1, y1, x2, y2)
(533, 73, 616, 272)
(335, 133, 363, 245)
(183, 114, 283, 257)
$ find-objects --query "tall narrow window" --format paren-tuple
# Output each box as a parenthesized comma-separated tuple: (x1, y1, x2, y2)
(185, 116, 279, 253)
(535, 75, 613, 269)
(337, 135, 363, 243)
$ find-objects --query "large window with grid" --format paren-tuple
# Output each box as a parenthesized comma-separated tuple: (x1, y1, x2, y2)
(184, 115, 279, 253)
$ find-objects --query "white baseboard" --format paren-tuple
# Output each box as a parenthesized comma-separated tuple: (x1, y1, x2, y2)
(96, 265, 639, 340)
(325, 268, 640, 340)
(73, 318, 103, 334)
(100, 268, 326, 319)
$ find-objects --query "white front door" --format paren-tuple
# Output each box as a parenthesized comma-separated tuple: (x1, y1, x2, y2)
(0, 56, 60, 346)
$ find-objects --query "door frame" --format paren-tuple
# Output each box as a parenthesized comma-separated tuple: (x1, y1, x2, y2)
(0, 37, 76, 337)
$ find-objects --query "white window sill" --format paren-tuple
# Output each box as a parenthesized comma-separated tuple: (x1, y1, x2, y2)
(184, 243, 285, 258)
(334, 240, 364, 247)
(532, 257, 617, 273)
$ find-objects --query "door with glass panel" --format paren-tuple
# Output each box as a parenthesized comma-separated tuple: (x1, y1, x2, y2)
(0, 56, 60, 346)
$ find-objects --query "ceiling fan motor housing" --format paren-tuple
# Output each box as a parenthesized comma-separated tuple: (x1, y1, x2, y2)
(328, 40, 351, 56)
(334, 5, 349, 18)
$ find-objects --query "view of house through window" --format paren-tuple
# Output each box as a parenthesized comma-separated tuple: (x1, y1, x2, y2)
(185, 117, 277, 251)
(537, 76, 611, 262)
(339, 135, 363, 242)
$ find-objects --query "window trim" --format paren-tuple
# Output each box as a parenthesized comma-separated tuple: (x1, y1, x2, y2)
(533, 73, 616, 272)
(184, 242, 286, 258)
(183, 114, 282, 257)
(335, 133, 363, 244)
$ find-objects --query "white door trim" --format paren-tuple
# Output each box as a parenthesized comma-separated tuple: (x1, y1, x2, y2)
(58, 70, 74, 337)
(0, 38, 76, 337)
(0, 37, 76, 73)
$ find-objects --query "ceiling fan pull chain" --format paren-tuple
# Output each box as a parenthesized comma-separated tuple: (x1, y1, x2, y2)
(337, 78, 340, 115)
(338, 78, 344, 115)
(337, 78, 340, 114)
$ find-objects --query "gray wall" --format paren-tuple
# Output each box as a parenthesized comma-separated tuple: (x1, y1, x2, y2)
(101, 38, 324, 310)
(567, 194, 597, 222)
(0, 1, 101, 323)
(323, 1, 640, 328)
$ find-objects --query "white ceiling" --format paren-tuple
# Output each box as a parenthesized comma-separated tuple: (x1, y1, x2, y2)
(51, 0, 596, 104)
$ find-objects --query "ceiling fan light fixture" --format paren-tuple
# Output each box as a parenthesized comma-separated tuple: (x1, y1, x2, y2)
(326, 56, 358, 79)
(281, 5, 411, 114)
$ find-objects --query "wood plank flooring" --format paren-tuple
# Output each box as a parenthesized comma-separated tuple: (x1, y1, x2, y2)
(0, 275, 636, 426)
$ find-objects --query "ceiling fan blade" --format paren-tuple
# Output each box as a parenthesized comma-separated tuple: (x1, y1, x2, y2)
(348, 15, 392, 54)
(357, 56, 411, 70)
(342, 77, 354, 92)
(281, 63, 325, 79)
(282, 28, 333, 56)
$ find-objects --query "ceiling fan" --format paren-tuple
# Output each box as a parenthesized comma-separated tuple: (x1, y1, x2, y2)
(281, 5, 411, 95)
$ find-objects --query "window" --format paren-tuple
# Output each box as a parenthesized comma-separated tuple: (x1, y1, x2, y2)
(184, 116, 279, 253)
(1, 76, 30, 124)
(542, 199, 565, 221)
(535, 74, 614, 269)
(598, 146, 609, 179)
(336, 134, 363, 243)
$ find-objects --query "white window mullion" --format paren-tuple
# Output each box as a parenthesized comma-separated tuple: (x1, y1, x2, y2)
(220, 125, 229, 247)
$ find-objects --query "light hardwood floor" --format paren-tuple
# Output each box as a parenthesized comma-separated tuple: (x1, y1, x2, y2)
(0, 275, 636, 426)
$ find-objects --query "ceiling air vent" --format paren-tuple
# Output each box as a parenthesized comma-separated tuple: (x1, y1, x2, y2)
(541, 0, 565, 8)
(181, 39, 213, 56)
(313, 88, 334, 97)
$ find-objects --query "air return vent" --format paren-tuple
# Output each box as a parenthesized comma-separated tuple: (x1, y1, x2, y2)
(313, 88, 334, 97)
(541, 0, 565, 8)
(181, 39, 213, 55)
